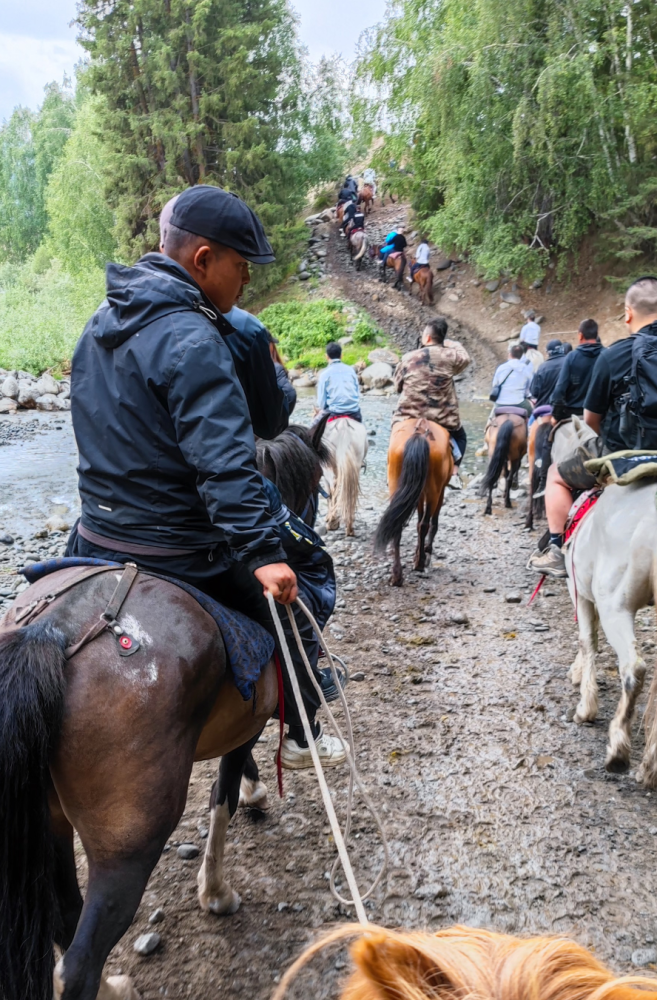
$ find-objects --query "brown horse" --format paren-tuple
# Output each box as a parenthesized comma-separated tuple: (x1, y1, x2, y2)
(357, 183, 374, 214)
(410, 265, 434, 306)
(525, 417, 552, 529)
(374, 418, 452, 586)
(379, 250, 406, 291)
(349, 228, 368, 270)
(274, 923, 657, 1000)
(480, 413, 528, 515)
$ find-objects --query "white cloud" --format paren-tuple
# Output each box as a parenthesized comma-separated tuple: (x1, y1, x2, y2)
(0, 33, 82, 121)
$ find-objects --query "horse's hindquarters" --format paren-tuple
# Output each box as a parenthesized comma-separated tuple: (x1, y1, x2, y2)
(194, 660, 278, 761)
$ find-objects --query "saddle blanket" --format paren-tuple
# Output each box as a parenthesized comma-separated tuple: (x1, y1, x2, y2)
(585, 450, 657, 487)
(494, 405, 529, 419)
(19, 557, 274, 701)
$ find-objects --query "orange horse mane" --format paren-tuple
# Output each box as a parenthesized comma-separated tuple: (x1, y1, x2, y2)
(273, 924, 657, 1000)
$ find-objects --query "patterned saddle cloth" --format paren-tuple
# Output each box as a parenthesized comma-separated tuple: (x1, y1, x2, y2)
(16, 557, 274, 701)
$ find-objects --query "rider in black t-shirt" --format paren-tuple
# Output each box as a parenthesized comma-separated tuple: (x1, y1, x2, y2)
(584, 277, 657, 450)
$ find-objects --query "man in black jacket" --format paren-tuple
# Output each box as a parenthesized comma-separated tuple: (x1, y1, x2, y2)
(550, 319, 604, 420)
(67, 185, 345, 768)
(529, 339, 564, 407)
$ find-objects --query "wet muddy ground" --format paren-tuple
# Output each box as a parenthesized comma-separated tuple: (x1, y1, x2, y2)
(2, 209, 657, 997)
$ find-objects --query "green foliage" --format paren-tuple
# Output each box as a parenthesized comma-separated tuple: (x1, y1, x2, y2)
(360, 0, 657, 277)
(257, 299, 382, 368)
(0, 258, 105, 374)
(45, 98, 117, 272)
(0, 82, 75, 262)
(301, 57, 352, 189)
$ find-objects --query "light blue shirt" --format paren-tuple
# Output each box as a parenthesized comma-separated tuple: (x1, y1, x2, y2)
(520, 320, 541, 346)
(316, 359, 361, 413)
(492, 359, 532, 405)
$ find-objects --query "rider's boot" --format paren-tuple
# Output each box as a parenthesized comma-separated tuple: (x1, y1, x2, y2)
(280, 722, 347, 770)
(528, 543, 567, 578)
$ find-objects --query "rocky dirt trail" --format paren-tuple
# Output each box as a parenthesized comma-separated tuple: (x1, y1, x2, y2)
(1, 201, 657, 998)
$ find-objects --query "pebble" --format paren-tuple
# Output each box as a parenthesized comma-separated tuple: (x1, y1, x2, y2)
(351, 671, 366, 681)
(631, 948, 657, 967)
(483, 586, 496, 593)
(0, 535, 14, 545)
(505, 593, 522, 604)
(177, 843, 199, 860)
(450, 612, 469, 625)
(500, 290, 522, 305)
(148, 908, 165, 924)
(133, 932, 161, 956)
(485, 280, 500, 292)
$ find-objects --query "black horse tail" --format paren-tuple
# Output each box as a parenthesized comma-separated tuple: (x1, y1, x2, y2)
(0, 620, 68, 1000)
(532, 420, 552, 521)
(480, 419, 514, 495)
(374, 434, 429, 554)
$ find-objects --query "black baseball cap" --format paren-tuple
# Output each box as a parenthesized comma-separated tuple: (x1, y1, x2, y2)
(546, 338, 562, 354)
(170, 185, 275, 264)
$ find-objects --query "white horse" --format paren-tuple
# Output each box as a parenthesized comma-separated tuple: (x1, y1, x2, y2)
(566, 479, 657, 780)
(323, 417, 368, 536)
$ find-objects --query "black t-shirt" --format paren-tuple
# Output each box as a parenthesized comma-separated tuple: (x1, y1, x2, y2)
(390, 234, 407, 253)
(584, 337, 634, 452)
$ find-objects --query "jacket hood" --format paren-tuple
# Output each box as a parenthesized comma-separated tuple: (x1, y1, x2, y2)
(93, 253, 218, 349)
(579, 341, 604, 356)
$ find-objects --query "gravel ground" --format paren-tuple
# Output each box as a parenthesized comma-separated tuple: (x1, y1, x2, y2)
(2, 209, 657, 998)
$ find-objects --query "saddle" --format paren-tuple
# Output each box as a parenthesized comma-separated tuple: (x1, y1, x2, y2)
(1, 558, 274, 701)
(387, 251, 403, 261)
(494, 405, 529, 419)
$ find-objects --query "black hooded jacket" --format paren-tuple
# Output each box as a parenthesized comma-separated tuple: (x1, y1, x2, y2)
(550, 341, 605, 419)
(70, 253, 286, 571)
(529, 351, 565, 406)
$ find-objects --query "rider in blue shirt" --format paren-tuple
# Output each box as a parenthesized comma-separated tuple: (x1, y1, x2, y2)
(316, 342, 362, 421)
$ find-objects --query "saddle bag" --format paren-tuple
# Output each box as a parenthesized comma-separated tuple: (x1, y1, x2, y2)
(617, 332, 657, 449)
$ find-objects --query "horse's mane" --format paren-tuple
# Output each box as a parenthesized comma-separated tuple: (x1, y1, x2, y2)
(273, 924, 657, 1000)
(255, 415, 331, 517)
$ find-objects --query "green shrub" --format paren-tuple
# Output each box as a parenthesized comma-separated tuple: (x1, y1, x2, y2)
(0, 256, 105, 374)
(257, 299, 384, 368)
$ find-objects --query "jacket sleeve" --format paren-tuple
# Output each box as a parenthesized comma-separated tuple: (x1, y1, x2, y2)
(529, 368, 542, 399)
(448, 341, 471, 375)
(275, 362, 297, 416)
(316, 369, 328, 410)
(167, 334, 286, 572)
(393, 360, 405, 394)
(550, 355, 571, 406)
(237, 328, 289, 440)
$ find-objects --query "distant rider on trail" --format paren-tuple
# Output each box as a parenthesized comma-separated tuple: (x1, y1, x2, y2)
(315, 341, 362, 423)
(410, 238, 431, 279)
(392, 318, 471, 488)
(68, 184, 346, 769)
(379, 228, 407, 266)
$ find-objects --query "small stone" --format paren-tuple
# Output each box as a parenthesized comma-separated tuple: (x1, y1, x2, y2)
(505, 592, 522, 604)
(483, 586, 496, 593)
(447, 293, 460, 302)
(368, 348, 400, 366)
(177, 843, 199, 859)
(361, 362, 393, 389)
(1, 375, 19, 399)
(35, 373, 60, 396)
(532, 279, 543, 289)
(148, 908, 165, 925)
(197, 825, 209, 839)
(297, 259, 309, 273)
(450, 612, 469, 625)
(298, 271, 310, 281)
(277, 901, 290, 911)
(500, 291, 522, 305)
(33, 529, 48, 539)
(133, 932, 161, 956)
(0, 398, 18, 414)
(485, 280, 500, 292)
(351, 671, 366, 681)
(45, 515, 70, 534)
(632, 948, 657, 968)
(0, 535, 14, 545)
(35, 393, 60, 412)
(338, 336, 353, 346)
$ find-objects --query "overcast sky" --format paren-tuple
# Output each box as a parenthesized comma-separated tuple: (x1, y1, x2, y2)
(0, 0, 384, 122)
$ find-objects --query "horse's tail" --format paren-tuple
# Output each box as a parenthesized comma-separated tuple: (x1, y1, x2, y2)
(374, 434, 429, 554)
(480, 419, 514, 495)
(353, 233, 368, 262)
(333, 423, 363, 529)
(0, 620, 68, 1000)
(531, 420, 552, 521)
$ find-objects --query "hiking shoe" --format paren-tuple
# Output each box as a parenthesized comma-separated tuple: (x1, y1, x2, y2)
(279, 727, 348, 770)
(528, 544, 567, 578)
(447, 472, 463, 490)
(320, 660, 348, 703)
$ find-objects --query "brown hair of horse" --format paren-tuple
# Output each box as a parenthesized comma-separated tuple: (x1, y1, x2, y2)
(273, 923, 657, 1000)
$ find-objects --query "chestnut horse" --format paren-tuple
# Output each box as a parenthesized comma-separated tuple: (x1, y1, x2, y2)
(410, 265, 434, 306)
(379, 251, 406, 291)
(525, 418, 552, 529)
(349, 228, 368, 270)
(374, 418, 451, 586)
(480, 413, 528, 515)
(274, 923, 657, 1000)
(357, 183, 374, 214)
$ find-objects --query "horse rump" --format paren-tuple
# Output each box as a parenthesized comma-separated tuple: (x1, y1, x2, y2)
(480, 419, 514, 495)
(530, 420, 552, 522)
(0, 619, 69, 1000)
(374, 434, 429, 554)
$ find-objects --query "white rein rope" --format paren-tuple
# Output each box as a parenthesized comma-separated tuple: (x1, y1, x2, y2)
(265, 591, 389, 928)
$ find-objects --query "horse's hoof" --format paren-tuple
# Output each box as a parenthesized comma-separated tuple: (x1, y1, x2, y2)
(199, 885, 241, 916)
(104, 976, 141, 1000)
(605, 754, 630, 774)
(391, 577, 403, 587)
(573, 707, 596, 725)
(239, 777, 269, 811)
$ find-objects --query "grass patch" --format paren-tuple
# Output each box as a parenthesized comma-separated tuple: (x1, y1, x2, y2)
(0, 258, 105, 374)
(257, 299, 386, 369)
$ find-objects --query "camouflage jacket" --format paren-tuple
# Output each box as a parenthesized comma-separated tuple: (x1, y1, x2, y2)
(392, 340, 471, 430)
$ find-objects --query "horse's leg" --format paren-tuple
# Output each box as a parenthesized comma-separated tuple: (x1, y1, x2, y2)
(571, 596, 599, 724)
(198, 733, 261, 915)
(391, 534, 403, 587)
(425, 507, 440, 565)
(504, 461, 516, 508)
(326, 486, 340, 531)
(601, 605, 646, 773)
(239, 750, 269, 810)
(485, 487, 493, 516)
(414, 502, 431, 573)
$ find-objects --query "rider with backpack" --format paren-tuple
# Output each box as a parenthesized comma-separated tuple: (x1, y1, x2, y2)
(584, 276, 657, 451)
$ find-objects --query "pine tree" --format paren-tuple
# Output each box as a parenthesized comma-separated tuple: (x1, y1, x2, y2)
(76, 0, 307, 263)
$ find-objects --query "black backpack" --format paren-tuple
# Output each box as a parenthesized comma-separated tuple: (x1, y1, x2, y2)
(618, 332, 657, 449)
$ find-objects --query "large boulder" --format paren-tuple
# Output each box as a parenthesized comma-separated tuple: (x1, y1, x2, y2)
(360, 362, 394, 389)
(35, 373, 60, 396)
(0, 398, 18, 414)
(368, 348, 400, 366)
(17, 380, 38, 409)
(35, 393, 60, 411)
(1, 375, 18, 399)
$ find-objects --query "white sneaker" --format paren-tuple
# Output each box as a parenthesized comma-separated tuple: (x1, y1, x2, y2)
(279, 726, 348, 770)
(447, 472, 463, 490)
